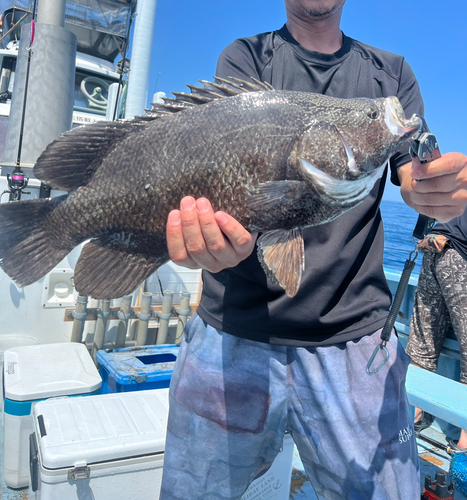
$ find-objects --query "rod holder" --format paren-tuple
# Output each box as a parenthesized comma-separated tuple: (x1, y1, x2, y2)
(91, 299, 111, 365)
(156, 291, 174, 345)
(70, 295, 88, 343)
(175, 291, 191, 344)
(136, 292, 152, 346)
(115, 295, 133, 349)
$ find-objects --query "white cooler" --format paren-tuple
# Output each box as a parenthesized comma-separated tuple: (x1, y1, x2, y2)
(28, 387, 294, 500)
(3, 342, 102, 488)
(29, 389, 169, 500)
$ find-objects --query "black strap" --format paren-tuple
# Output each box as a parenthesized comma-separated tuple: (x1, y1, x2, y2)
(380, 251, 417, 343)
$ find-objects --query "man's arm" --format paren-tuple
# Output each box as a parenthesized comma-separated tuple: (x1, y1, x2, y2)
(398, 153, 467, 222)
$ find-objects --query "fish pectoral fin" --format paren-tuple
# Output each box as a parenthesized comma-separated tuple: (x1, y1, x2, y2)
(247, 181, 306, 211)
(257, 228, 304, 298)
(300, 158, 387, 206)
(74, 239, 165, 300)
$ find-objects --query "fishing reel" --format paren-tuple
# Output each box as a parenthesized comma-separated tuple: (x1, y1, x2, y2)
(0, 90, 11, 102)
(2, 169, 30, 201)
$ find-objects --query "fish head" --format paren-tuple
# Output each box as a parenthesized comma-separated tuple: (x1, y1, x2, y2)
(294, 95, 422, 182)
(334, 96, 422, 179)
(292, 95, 422, 208)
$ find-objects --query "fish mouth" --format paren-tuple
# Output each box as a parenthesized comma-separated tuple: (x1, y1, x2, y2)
(385, 97, 422, 137)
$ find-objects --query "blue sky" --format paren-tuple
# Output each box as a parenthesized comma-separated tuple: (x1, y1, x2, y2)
(148, 0, 467, 203)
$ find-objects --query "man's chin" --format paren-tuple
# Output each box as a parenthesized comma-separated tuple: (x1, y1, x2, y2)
(299, 0, 347, 19)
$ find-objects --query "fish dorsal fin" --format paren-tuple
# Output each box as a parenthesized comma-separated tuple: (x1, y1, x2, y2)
(34, 77, 273, 192)
(34, 120, 146, 192)
(144, 76, 274, 119)
(74, 237, 165, 299)
(257, 228, 305, 298)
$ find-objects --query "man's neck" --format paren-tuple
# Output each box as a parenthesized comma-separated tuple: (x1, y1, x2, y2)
(285, 5, 344, 53)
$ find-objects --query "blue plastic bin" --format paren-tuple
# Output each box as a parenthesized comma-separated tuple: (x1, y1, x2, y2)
(96, 344, 179, 394)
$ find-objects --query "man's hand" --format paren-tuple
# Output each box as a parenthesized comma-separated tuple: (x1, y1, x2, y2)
(166, 196, 257, 272)
(399, 152, 467, 222)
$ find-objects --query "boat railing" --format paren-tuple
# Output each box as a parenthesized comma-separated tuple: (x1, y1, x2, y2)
(384, 267, 466, 452)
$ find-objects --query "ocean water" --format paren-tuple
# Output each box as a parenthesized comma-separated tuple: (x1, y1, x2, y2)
(381, 199, 423, 275)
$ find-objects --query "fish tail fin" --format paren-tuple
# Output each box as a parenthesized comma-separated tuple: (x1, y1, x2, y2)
(0, 195, 72, 286)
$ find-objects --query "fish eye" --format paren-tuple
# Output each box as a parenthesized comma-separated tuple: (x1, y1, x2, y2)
(367, 109, 379, 119)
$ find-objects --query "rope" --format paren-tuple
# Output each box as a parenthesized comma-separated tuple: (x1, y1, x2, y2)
(450, 451, 467, 496)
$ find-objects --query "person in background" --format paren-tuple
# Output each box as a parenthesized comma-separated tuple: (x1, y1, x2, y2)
(406, 212, 467, 452)
(160, 1, 467, 499)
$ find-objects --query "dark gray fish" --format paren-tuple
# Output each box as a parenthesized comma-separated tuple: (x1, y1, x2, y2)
(0, 77, 422, 299)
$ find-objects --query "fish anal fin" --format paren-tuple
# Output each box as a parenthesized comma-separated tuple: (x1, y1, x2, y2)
(257, 229, 304, 298)
(74, 239, 166, 300)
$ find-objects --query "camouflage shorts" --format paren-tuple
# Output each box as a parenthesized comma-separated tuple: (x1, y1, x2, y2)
(160, 315, 419, 500)
(407, 248, 467, 384)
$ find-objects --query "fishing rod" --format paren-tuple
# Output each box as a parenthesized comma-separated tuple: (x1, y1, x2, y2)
(4, 2, 38, 202)
(112, 6, 136, 121)
(0, 11, 28, 46)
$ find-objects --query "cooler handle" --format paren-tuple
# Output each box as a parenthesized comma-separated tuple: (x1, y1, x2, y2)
(29, 432, 39, 492)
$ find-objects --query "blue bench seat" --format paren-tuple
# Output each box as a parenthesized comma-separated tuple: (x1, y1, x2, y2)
(406, 364, 467, 431)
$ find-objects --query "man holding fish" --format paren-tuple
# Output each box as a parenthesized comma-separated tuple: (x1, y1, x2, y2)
(160, 1, 467, 499)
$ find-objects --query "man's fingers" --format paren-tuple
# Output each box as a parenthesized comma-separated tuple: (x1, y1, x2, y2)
(408, 153, 467, 222)
(409, 203, 464, 223)
(214, 211, 257, 256)
(409, 187, 467, 207)
(166, 209, 200, 269)
(196, 198, 228, 254)
(410, 173, 459, 194)
(178, 196, 228, 269)
(179, 196, 210, 256)
(411, 153, 466, 181)
(196, 199, 236, 261)
(166, 197, 257, 272)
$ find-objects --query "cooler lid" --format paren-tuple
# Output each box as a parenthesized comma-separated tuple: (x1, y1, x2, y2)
(33, 389, 169, 469)
(4, 343, 102, 401)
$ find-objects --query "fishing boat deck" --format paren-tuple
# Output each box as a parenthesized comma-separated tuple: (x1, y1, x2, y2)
(1, 408, 465, 500)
